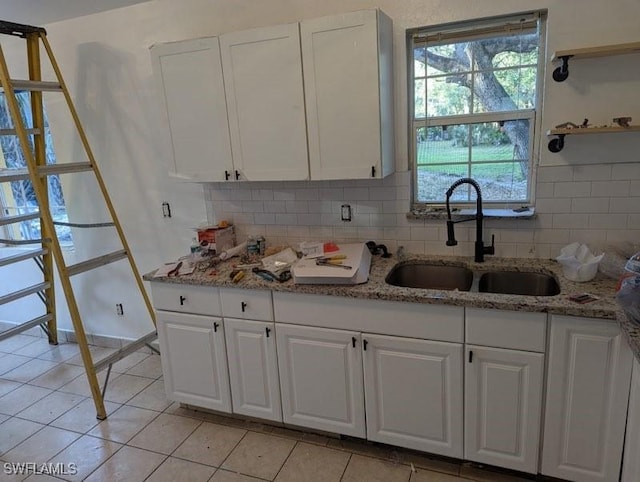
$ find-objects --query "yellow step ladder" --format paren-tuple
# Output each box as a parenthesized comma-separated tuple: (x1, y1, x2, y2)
(0, 20, 156, 420)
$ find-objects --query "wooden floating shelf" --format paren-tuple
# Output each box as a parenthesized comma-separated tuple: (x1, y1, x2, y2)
(546, 125, 640, 152)
(547, 125, 640, 136)
(552, 41, 640, 62)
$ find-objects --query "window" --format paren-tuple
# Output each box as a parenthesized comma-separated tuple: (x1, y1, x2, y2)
(0, 91, 73, 246)
(409, 11, 546, 206)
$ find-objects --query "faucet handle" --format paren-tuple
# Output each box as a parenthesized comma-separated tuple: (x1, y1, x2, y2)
(486, 234, 496, 255)
(446, 221, 458, 246)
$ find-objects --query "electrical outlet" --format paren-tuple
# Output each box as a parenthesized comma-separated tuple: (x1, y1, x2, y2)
(116, 303, 124, 316)
(341, 204, 352, 222)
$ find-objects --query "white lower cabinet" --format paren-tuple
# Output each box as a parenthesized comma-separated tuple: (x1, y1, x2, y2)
(275, 323, 366, 437)
(622, 358, 640, 482)
(363, 334, 463, 457)
(542, 315, 633, 482)
(464, 345, 544, 474)
(156, 310, 231, 412)
(224, 318, 282, 422)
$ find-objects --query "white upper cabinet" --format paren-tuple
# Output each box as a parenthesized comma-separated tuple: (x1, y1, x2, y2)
(301, 9, 394, 180)
(150, 38, 233, 181)
(220, 23, 309, 181)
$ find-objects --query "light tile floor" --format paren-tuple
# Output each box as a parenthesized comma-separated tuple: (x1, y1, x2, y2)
(0, 332, 534, 482)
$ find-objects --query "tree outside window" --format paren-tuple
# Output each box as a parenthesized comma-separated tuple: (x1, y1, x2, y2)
(0, 92, 72, 245)
(410, 12, 546, 205)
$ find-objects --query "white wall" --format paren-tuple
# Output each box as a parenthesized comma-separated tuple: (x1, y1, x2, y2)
(1, 0, 639, 339)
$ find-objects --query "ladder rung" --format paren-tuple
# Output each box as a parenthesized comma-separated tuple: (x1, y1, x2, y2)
(38, 162, 93, 176)
(0, 281, 50, 306)
(0, 168, 30, 182)
(0, 212, 40, 227)
(0, 128, 42, 136)
(6, 80, 62, 92)
(0, 248, 47, 268)
(66, 249, 128, 276)
(0, 314, 53, 342)
(94, 331, 158, 372)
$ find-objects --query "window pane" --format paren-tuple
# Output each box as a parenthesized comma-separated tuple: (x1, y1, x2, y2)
(0, 92, 73, 245)
(416, 125, 470, 166)
(425, 43, 468, 76)
(473, 67, 537, 112)
(414, 47, 426, 76)
(491, 33, 539, 68)
(426, 77, 471, 117)
(416, 164, 469, 203)
(469, 121, 530, 162)
(470, 162, 527, 202)
(414, 79, 426, 118)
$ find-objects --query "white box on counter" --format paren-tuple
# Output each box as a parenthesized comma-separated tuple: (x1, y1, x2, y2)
(292, 243, 372, 285)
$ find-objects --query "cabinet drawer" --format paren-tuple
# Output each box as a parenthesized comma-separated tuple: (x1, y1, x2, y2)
(220, 287, 273, 321)
(150, 282, 220, 316)
(465, 308, 546, 352)
(273, 292, 463, 342)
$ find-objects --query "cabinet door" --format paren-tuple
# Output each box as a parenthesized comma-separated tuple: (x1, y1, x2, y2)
(156, 310, 231, 412)
(542, 316, 633, 482)
(150, 38, 233, 181)
(276, 323, 365, 437)
(363, 334, 463, 457)
(224, 318, 281, 422)
(622, 358, 640, 482)
(301, 9, 394, 180)
(220, 23, 308, 181)
(465, 346, 544, 474)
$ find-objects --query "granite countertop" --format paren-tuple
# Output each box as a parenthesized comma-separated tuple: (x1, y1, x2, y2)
(144, 251, 639, 361)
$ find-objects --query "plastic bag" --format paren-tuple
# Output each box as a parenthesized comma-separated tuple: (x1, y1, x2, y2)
(556, 242, 604, 282)
(617, 275, 640, 324)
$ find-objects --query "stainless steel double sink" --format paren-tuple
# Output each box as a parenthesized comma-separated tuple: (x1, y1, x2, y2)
(385, 262, 560, 296)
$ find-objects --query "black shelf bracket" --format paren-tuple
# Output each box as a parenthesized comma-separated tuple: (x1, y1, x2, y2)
(552, 55, 572, 82)
(548, 134, 566, 153)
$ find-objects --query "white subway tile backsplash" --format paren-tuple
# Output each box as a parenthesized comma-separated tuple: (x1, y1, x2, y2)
(536, 182, 555, 199)
(354, 201, 383, 214)
(273, 190, 296, 201)
(573, 165, 612, 181)
(242, 201, 264, 213)
(275, 213, 298, 225)
(552, 213, 590, 229)
(569, 229, 608, 245)
(254, 213, 276, 225)
(610, 197, 640, 213)
(537, 166, 574, 182)
(285, 200, 309, 213)
(264, 201, 287, 213)
(591, 181, 630, 197)
(553, 182, 592, 198)
(571, 198, 610, 214)
(251, 189, 275, 201)
(589, 214, 628, 229)
(357, 227, 385, 240)
(294, 189, 319, 201)
(296, 213, 323, 225)
(370, 213, 397, 227)
(318, 188, 345, 200)
(410, 226, 439, 241)
(347, 188, 370, 200)
(369, 187, 396, 201)
(612, 163, 640, 181)
(203, 162, 637, 257)
(536, 198, 572, 214)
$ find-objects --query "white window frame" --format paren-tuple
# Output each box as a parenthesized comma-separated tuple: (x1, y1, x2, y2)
(408, 11, 547, 209)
